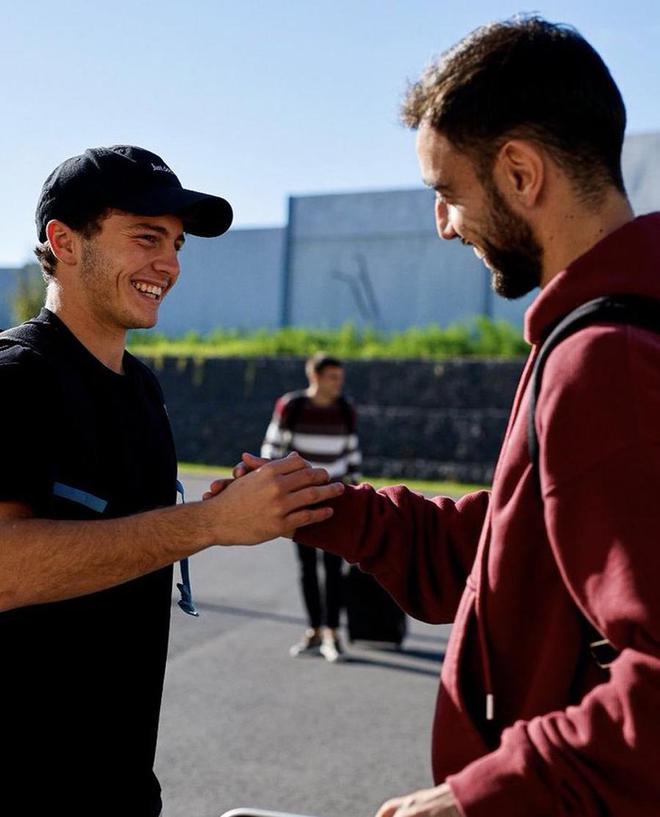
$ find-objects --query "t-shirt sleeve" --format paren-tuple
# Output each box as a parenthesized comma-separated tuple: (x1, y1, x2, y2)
(0, 352, 53, 509)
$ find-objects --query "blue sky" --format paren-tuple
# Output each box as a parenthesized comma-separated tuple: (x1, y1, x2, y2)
(2, 0, 659, 265)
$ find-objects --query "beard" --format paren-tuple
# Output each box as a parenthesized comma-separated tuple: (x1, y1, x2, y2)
(80, 241, 154, 330)
(80, 240, 108, 287)
(478, 180, 543, 300)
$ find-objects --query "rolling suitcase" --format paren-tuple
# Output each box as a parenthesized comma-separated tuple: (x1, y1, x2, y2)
(345, 565, 407, 647)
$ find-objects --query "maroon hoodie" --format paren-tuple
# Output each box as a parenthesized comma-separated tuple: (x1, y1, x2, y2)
(297, 214, 660, 816)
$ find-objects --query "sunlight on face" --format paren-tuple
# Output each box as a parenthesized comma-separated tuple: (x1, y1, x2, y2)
(77, 212, 184, 331)
(416, 123, 542, 299)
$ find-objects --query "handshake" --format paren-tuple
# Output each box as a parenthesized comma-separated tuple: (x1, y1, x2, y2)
(198, 451, 345, 547)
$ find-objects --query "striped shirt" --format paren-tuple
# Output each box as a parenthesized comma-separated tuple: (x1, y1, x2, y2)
(261, 390, 362, 482)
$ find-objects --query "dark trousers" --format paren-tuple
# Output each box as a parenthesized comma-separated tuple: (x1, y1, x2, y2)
(294, 542, 343, 629)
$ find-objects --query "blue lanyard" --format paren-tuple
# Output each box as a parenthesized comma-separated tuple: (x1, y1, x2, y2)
(176, 479, 199, 617)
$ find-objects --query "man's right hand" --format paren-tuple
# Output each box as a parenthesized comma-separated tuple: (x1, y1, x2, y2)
(202, 452, 343, 545)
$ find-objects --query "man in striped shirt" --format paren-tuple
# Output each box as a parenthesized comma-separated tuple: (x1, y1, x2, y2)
(262, 353, 362, 661)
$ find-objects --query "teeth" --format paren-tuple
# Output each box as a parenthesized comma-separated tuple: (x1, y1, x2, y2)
(132, 281, 164, 298)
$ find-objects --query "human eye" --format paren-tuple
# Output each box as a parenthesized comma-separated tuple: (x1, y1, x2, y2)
(137, 233, 158, 246)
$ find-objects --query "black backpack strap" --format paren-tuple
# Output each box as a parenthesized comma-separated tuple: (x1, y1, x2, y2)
(283, 392, 308, 432)
(527, 294, 660, 670)
(528, 295, 660, 472)
(0, 320, 48, 355)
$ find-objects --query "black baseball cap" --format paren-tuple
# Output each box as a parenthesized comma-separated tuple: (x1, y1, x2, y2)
(36, 145, 233, 242)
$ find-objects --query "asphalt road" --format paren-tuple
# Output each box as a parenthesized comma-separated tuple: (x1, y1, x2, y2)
(155, 473, 452, 817)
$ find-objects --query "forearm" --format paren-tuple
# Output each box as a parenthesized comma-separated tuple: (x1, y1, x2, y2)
(0, 501, 215, 611)
(1, 453, 344, 612)
(297, 483, 489, 623)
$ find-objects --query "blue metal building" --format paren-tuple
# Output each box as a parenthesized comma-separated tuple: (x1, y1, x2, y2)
(2, 132, 659, 334)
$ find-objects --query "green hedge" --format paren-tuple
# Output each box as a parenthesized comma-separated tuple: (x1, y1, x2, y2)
(128, 317, 527, 359)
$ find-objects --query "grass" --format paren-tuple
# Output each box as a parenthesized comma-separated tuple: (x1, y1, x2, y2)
(178, 462, 488, 497)
(129, 318, 527, 360)
(366, 475, 487, 495)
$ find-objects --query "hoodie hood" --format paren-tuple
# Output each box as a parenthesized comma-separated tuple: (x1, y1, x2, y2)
(525, 213, 660, 345)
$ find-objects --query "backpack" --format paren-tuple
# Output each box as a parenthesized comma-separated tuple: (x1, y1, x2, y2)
(527, 294, 660, 668)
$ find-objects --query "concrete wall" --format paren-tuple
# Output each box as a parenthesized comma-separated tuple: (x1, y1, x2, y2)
(157, 227, 285, 335)
(2, 133, 658, 334)
(154, 355, 525, 484)
(286, 189, 495, 331)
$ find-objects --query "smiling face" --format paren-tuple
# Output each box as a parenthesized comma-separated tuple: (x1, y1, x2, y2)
(416, 122, 543, 299)
(76, 211, 184, 331)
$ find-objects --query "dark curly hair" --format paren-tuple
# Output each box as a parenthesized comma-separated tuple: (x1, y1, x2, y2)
(401, 15, 626, 203)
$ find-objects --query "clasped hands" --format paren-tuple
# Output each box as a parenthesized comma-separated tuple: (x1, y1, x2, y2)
(200, 451, 343, 545)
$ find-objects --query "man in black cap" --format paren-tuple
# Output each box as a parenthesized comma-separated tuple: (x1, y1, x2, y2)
(0, 145, 343, 817)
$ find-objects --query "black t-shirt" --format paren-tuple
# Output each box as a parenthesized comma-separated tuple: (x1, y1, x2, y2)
(0, 310, 177, 816)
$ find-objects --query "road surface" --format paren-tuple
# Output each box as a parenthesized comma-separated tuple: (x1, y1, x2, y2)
(156, 473, 452, 817)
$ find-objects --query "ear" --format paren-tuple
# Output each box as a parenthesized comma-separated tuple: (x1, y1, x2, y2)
(492, 139, 545, 209)
(45, 220, 80, 267)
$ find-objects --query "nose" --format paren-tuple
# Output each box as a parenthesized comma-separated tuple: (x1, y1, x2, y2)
(435, 197, 458, 240)
(155, 243, 181, 281)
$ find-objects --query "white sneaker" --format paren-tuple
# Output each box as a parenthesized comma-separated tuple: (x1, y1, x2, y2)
(289, 629, 322, 657)
(320, 634, 345, 663)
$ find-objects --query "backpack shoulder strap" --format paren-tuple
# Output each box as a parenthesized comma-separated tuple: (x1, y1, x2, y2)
(528, 294, 660, 669)
(282, 391, 308, 431)
(528, 295, 660, 471)
(0, 320, 49, 356)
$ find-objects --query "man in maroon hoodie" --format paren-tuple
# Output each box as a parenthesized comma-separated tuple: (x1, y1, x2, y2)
(222, 15, 660, 817)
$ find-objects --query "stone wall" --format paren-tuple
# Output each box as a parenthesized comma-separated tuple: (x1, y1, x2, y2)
(151, 356, 526, 484)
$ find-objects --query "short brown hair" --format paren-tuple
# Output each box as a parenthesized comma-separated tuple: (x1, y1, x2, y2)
(305, 352, 343, 378)
(401, 15, 626, 202)
(34, 208, 110, 281)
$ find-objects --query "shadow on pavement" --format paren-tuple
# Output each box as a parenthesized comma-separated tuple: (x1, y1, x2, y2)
(341, 654, 444, 678)
(393, 646, 445, 662)
(193, 600, 307, 626)
(190, 601, 446, 676)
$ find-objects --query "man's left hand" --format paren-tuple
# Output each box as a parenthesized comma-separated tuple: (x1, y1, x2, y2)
(375, 784, 462, 817)
(202, 453, 285, 499)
